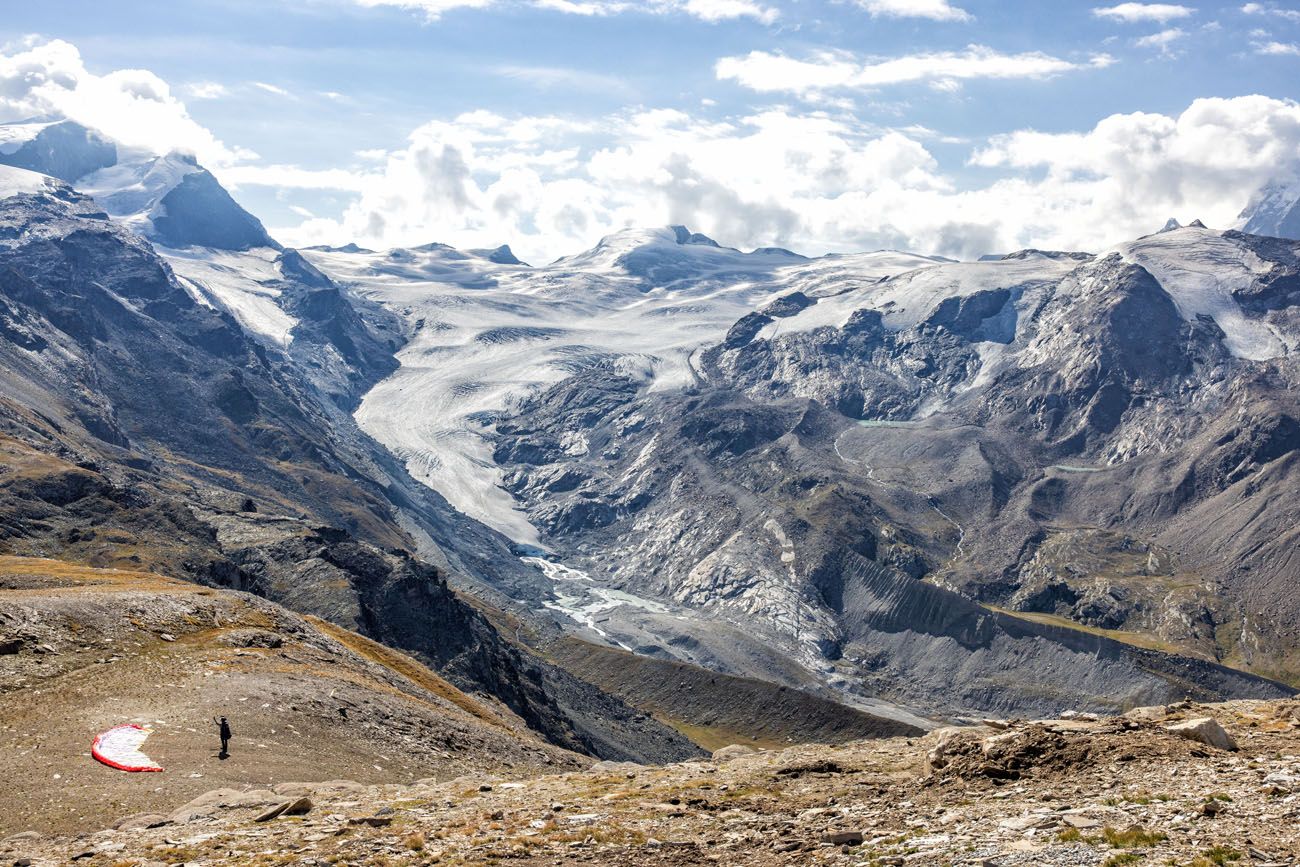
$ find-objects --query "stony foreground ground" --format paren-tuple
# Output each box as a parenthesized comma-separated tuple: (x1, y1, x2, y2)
(4, 699, 1299, 866)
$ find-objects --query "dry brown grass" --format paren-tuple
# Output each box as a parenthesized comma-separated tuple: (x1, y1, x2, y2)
(0, 554, 198, 595)
(307, 615, 508, 729)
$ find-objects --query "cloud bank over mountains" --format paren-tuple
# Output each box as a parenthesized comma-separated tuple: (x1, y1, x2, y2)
(2, 35, 1299, 262)
(0, 38, 247, 165)
(270, 95, 1300, 261)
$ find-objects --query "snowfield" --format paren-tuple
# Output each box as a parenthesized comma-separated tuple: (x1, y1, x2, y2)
(757, 253, 1077, 341)
(0, 165, 56, 199)
(163, 247, 299, 348)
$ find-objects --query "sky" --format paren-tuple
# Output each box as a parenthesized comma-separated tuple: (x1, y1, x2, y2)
(2, 0, 1300, 261)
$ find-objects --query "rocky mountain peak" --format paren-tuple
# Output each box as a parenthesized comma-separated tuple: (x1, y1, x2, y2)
(1241, 174, 1300, 240)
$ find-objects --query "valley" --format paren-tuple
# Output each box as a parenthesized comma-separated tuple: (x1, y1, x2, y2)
(0, 111, 1298, 861)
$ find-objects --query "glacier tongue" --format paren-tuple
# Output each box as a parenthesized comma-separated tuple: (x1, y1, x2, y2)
(306, 236, 940, 543)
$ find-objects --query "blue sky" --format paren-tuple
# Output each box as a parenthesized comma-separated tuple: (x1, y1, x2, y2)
(3, 0, 1300, 259)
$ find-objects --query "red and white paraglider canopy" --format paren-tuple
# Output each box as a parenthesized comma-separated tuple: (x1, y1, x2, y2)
(92, 724, 164, 772)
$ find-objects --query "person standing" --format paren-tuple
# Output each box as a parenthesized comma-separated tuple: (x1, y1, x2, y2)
(216, 716, 232, 759)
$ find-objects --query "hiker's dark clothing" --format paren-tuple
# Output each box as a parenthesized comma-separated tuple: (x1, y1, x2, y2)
(218, 720, 232, 756)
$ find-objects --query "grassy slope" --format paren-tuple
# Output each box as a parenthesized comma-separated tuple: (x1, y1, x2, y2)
(548, 637, 923, 752)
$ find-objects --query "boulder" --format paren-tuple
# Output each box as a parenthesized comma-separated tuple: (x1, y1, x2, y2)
(113, 813, 171, 831)
(348, 815, 393, 827)
(1062, 813, 1101, 830)
(1165, 717, 1238, 751)
(999, 814, 1058, 831)
(168, 788, 243, 823)
(590, 760, 645, 773)
(712, 744, 758, 763)
(925, 726, 975, 771)
(282, 797, 313, 816)
(823, 830, 864, 846)
(1123, 705, 1168, 722)
(218, 628, 283, 649)
(1262, 771, 1300, 793)
(254, 797, 312, 823)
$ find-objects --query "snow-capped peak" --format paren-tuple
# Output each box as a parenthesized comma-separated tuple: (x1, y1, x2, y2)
(0, 118, 117, 182)
(1240, 174, 1300, 241)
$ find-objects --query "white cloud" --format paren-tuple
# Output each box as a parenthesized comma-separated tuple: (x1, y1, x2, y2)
(1256, 39, 1300, 53)
(0, 38, 247, 164)
(1242, 2, 1300, 21)
(495, 64, 634, 96)
(1134, 27, 1188, 54)
(682, 0, 778, 24)
(184, 81, 229, 100)
(715, 46, 1113, 97)
(855, 0, 972, 22)
(266, 95, 1300, 265)
(1092, 3, 1195, 23)
(351, 0, 492, 18)
(253, 81, 295, 98)
(352, 0, 777, 22)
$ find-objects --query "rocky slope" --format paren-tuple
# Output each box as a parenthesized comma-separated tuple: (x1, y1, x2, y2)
(548, 637, 924, 749)
(9, 698, 1300, 866)
(494, 370, 1292, 717)
(485, 226, 1300, 704)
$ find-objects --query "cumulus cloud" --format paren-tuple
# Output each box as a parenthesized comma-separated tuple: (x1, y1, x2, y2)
(352, 0, 778, 23)
(1093, 3, 1195, 23)
(1256, 39, 1300, 53)
(1242, 2, 1300, 21)
(854, 0, 972, 21)
(0, 38, 246, 164)
(1134, 27, 1188, 54)
(260, 95, 1300, 264)
(184, 81, 229, 100)
(714, 46, 1112, 97)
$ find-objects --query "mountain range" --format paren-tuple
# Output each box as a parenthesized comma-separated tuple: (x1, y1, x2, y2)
(1, 118, 1297, 765)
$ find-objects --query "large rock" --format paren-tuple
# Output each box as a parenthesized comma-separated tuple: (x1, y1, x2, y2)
(254, 797, 312, 823)
(925, 726, 977, 771)
(112, 813, 171, 831)
(712, 744, 758, 763)
(1165, 717, 1238, 751)
(169, 788, 283, 823)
